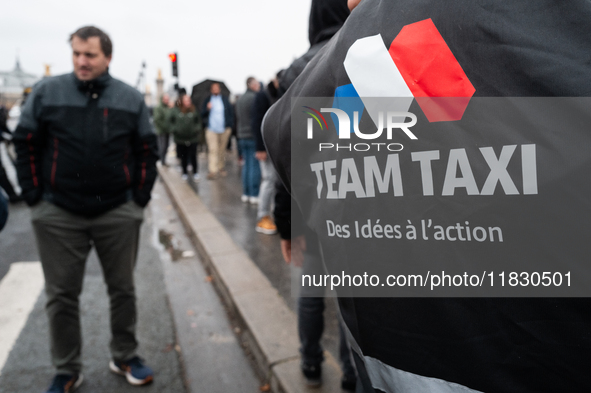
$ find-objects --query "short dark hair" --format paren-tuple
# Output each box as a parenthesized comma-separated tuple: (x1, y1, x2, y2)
(69, 26, 112, 57)
(246, 77, 256, 87)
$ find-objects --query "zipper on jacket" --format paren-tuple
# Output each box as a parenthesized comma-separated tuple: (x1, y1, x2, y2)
(27, 133, 39, 187)
(138, 142, 148, 190)
(51, 137, 59, 189)
(123, 146, 131, 186)
(103, 107, 109, 142)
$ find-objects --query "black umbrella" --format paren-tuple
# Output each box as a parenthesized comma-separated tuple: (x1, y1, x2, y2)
(190, 79, 231, 113)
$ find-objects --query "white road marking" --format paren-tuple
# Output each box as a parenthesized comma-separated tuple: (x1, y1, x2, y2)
(0, 262, 44, 375)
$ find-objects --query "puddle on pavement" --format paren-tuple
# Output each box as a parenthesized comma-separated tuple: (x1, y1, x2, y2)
(158, 228, 185, 261)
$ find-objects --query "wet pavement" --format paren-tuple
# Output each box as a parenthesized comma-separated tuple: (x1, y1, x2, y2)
(150, 180, 261, 392)
(0, 178, 262, 392)
(172, 146, 341, 361)
(0, 195, 187, 392)
(0, 139, 261, 391)
(0, 140, 343, 390)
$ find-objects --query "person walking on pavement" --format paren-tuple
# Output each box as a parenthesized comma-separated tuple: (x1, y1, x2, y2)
(0, 106, 21, 232)
(0, 106, 10, 230)
(173, 88, 188, 164)
(13, 26, 157, 393)
(0, 105, 23, 203)
(201, 82, 234, 180)
(171, 94, 203, 181)
(271, 0, 357, 390)
(252, 75, 281, 234)
(153, 93, 172, 166)
(0, 190, 7, 231)
(235, 77, 261, 203)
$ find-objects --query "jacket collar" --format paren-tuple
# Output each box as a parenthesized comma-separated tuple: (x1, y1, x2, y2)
(73, 70, 112, 95)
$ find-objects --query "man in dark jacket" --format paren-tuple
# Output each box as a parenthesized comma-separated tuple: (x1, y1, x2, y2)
(264, 0, 591, 392)
(13, 26, 157, 392)
(235, 77, 261, 203)
(201, 82, 234, 180)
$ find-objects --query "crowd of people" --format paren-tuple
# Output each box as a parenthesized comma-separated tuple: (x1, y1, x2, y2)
(152, 77, 282, 236)
(151, 71, 357, 390)
(1, 21, 354, 390)
(2, 0, 589, 392)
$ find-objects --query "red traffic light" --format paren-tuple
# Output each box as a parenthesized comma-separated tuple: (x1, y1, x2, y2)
(169, 52, 179, 77)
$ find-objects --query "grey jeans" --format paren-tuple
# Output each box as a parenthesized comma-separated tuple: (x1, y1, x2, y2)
(31, 200, 143, 374)
(257, 158, 277, 220)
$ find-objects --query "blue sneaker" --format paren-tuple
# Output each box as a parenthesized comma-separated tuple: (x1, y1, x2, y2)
(109, 356, 154, 385)
(44, 373, 83, 393)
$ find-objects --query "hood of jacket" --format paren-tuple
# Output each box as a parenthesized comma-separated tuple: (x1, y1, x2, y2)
(308, 0, 350, 46)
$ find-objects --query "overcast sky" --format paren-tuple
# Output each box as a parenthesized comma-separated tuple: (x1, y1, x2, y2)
(1, 0, 313, 96)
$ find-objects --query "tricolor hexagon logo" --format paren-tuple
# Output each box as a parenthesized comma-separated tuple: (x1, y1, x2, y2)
(333, 18, 475, 136)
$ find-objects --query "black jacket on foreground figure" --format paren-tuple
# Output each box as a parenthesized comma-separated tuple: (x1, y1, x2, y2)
(13, 71, 158, 216)
(264, 0, 591, 392)
(273, 0, 349, 243)
(278, 0, 350, 96)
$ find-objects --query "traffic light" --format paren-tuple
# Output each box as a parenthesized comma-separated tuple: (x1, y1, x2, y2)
(169, 53, 178, 77)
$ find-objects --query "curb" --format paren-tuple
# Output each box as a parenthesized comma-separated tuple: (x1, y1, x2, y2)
(157, 166, 345, 393)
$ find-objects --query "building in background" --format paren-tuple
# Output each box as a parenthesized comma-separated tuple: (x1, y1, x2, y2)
(0, 57, 40, 109)
(144, 84, 153, 107)
(156, 69, 164, 103)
